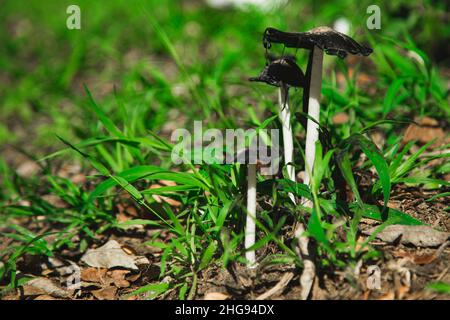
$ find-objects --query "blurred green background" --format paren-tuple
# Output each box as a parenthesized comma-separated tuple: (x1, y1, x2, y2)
(0, 0, 448, 159)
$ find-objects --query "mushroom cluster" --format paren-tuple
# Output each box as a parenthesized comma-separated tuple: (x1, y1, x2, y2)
(262, 26, 373, 190)
(248, 26, 373, 298)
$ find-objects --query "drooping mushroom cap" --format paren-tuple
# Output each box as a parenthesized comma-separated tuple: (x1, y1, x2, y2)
(263, 26, 373, 59)
(249, 56, 305, 88)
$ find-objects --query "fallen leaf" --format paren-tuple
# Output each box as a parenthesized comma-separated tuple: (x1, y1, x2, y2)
(126, 272, 141, 282)
(204, 292, 230, 300)
(81, 240, 149, 270)
(80, 267, 131, 290)
(108, 270, 131, 288)
(394, 250, 437, 265)
(23, 277, 69, 298)
(79, 281, 102, 290)
(403, 117, 445, 146)
(92, 286, 117, 300)
(412, 254, 437, 265)
(363, 225, 450, 247)
(81, 268, 108, 283)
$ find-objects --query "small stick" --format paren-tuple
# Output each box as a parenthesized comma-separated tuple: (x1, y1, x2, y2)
(256, 271, 294, 300)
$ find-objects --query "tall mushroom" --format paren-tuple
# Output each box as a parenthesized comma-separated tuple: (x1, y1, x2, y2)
(249, 56, 305, 203)
(263, 26, 373, 193)
(262, 26, 373, 299)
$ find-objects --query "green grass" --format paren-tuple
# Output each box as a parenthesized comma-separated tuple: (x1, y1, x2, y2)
(0, 0, 449, 299)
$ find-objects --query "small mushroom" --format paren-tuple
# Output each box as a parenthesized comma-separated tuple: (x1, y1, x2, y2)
(249, 55, 306, 88)
(235, 146, 279, 268)
(263, 26, 372, 190)
(246, 160, 257, 267)
(250, 56, 305, 203)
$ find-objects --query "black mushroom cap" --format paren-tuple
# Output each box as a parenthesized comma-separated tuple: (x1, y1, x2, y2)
(249, 56, 305, 88)
(263, 26, 373, 59)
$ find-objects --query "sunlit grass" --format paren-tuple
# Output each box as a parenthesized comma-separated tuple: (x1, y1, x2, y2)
(0, 0, 448, 298)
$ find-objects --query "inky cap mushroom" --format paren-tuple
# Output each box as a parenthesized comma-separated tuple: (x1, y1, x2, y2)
(234, 145, 280, 268)
(263, 26, 373, 59)
(249, 56, 305, 88)
(248, 55, 299, 204)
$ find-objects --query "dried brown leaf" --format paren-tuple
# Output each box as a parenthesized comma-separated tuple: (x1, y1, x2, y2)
(403, 117, 445, 146)
(80, 240, 149, 270)
(363, 225, 450, 247)
(91, 286, 117, 300)
(22, 277, 69, 298)
(81, 268, 108, 283)
(108, 270, 131, 288)
(394, 250, 437, 265)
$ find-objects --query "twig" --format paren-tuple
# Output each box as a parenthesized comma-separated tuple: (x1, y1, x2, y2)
(255, 272, 294, 300)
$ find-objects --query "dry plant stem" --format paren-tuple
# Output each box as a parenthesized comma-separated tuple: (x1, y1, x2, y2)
(278, 86, 296, 204)
(297, 46, 323, 300)
(245, 163, 257, 268)
(256, 271, 294, 300)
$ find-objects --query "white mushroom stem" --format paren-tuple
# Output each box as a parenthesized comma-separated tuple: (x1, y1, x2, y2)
(278, 86, 296, 204)
(296, 46, 323, 300)
(245, 163, 257, 267)
(303, 46, 324, 199)
(278, 85, 314, 299)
